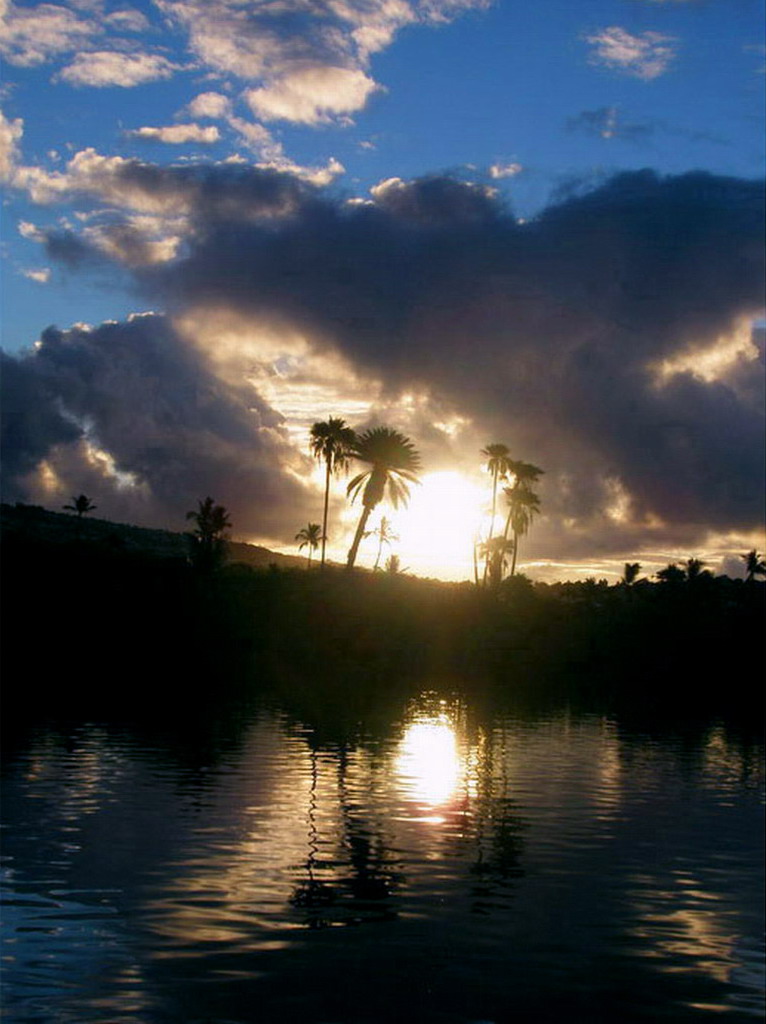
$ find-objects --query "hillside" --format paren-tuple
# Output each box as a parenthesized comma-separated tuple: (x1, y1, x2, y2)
(0, 502, 309, 571)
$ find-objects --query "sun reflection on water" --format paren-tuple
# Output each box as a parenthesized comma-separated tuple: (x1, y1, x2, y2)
(395, 713, 463, 813)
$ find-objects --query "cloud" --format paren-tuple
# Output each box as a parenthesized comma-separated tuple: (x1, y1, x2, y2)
(59, 50, 181, 87)
(21, 267, 51, 283)
(585, 27, 677, 80)
(0, 1, 99, 67)
(489, 162, 523, 180)
(244, 66, 380, 125)
(0, 108, 23, 180)
(567, 106, 654, 141)
(187, 91, 232, 120)
(127, 123, 221, 144)
(103, 8, 150, 33)
(156, 0, 487, 124)
(6, 164, 765, 561)
(0, 314, 315, 540)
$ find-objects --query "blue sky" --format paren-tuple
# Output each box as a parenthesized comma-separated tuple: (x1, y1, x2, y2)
(1, 0, 764, 579)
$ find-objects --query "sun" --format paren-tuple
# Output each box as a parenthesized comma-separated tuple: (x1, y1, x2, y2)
(391, 470, 487, 581)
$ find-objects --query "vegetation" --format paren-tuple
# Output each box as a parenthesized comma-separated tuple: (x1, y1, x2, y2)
(63, 494, 97, 517)
(480, 443, 512, 583)
(295, 523, 323, 567)
(742, 549, 766, 582)
(345, 427, 421, 570)
(366, 515, 398, 571)
(186, 496, 232, 574)
(2, 502, 763, 729)
(309, 417, 357, 569)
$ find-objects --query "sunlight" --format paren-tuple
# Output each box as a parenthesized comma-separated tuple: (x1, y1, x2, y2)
(396, 715, 462, 810)
(392, 470, 487, 581)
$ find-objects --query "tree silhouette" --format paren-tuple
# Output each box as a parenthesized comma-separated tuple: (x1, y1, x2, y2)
(622, 562, 642, 586)
(186, 497, 232, 574)
(63, 494, 97, 518)
(684, 557, 711, 583)
(480, 443, 511, 543)
(295, 523, 323, 568)
(384, 553, 408, 575)
(656, 563, 686, 585)
(478, 536, 515, 588)
(365, 515, 399, 571)
(741, 550, 766, 582)
(345, 428, 421, 570)
(500, 459, 543, 578)
(310, 417, 357, 569)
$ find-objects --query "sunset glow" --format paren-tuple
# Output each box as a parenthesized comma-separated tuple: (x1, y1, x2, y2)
(394, 471, 487, 581)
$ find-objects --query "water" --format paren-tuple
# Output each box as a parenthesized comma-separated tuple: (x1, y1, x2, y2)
(1, 690, 763, 1023)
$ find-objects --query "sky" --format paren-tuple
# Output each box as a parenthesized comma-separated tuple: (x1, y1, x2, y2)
(1, 0, 764, 581)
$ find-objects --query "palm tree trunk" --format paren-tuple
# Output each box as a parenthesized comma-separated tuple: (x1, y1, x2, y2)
(483, 468, 499, 586)
(510, 529, 519, 577)
(374, 533, 384, 570)
(346, 505, 373, 570)
(321, 460, 331, 568)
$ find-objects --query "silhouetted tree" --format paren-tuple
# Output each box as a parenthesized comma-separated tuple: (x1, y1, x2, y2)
(741, 550, 766, 582)
(346, 428, 421, 570)
(684, 557, 711, 583)
(622, 562, 642, 586)
(63, 494, 97, 518)
(500, 459, 543, 577)
(310, 417, 357, 569)
(478, 535, 514, 588)
(656, 563, 686, 585)
(295, 523, 323, 568)
(481, 442, 512, 557)
(365, 515, 398, 570)
(186, 496, 231, 574)
(384, 553, 408, 575)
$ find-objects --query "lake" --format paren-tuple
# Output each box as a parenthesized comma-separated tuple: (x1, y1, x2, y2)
(1, 686, 763, 1023)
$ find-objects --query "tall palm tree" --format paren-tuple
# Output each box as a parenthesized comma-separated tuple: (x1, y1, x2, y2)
(500, 460, 544, 578)
(741, 550, 766, 582)
(480, 443, 511, 541)
(310, 417, 357, 569)
(295, 523, 323, 568)
(501, 484, 541, 578)
(345, 427, 421, 570)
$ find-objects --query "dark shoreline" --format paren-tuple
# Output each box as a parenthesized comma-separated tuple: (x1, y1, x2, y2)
(2, 502, 763, 731)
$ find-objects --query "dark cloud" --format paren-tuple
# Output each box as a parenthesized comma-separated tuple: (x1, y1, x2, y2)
(566, 107, 729, 147)
(1, 314, 313, 540)
(566, 107, 654, 142)
(11, 165, 766, 557)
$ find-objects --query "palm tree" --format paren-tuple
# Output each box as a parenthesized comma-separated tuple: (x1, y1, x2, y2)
(684, 557, 711, 584)
(186, 496, 232, 573)
(501, 483, 541, 578)
(63, 494, 97, 517)
(741, 550, 766, 582)
(366, 515, 398, 570)
(310, 417, 357, 569)
(345, 427, 421, 570)
(480, 443, 512, 540)
(478, 535, 515, 588)
(656, 563, 686, 585)
(499, 459, 544, 578)
(295, 523, 323, 568)
(622, 562, 641, 586)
